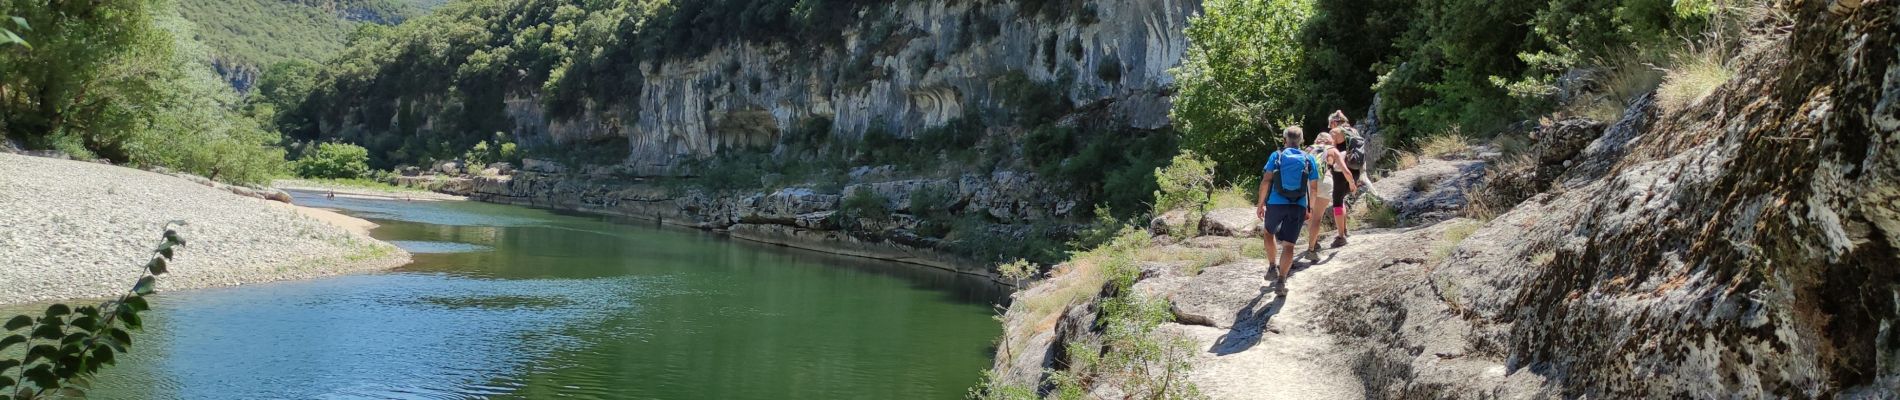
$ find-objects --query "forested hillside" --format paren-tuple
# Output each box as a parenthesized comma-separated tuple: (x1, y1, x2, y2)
(2, 0, 288, 184)
(176, 0, 433, 90)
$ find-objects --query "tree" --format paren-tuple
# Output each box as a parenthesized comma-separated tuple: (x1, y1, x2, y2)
(0, 0, 169, 153)
(294, 142, 372, 179)
(1169, 0, 1313, 180)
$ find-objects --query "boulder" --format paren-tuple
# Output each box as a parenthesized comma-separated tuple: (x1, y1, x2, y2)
(486, 162, 516, 175)
(1149, 209, 1189, 236)
(433, 160, 462, 175)
(1199, 207, 1261, 238)
(521, 158, 567, 174)
(1132, 259, 1272, 329)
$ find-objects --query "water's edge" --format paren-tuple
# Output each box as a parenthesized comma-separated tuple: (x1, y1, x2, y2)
(468, 188, 1017, 288)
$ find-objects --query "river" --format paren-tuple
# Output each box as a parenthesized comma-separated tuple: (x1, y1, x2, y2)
(51, 191, 1006, 399)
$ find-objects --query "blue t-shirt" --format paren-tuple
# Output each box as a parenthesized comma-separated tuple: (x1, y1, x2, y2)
(1263, 148, 1319, 206)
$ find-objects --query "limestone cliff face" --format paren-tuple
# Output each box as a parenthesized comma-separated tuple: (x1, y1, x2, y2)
(486, 0, 1197, 172)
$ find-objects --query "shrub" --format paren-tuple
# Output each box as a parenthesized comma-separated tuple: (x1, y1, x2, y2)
(1152, 152, 1218, 214)
(839, 188, 891, 226)
(294, 142, 373, 179)
(997, 259, 1040, 281)
(995, 72, 1072, 126)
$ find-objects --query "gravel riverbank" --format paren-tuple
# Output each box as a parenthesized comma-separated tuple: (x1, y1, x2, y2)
(0, 154, 410, 305)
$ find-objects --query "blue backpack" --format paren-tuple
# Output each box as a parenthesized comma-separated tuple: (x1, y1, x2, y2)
(1268, 149, 1312, 203)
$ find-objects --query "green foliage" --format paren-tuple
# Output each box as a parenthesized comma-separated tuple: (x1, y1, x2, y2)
(1152, 152, 1219, 214)
(1367, 0, 1714, 145)
(462, 132, 521, 167)
(947, 217, 1067, 266)
(0, 0, 288, 185)
(1169, 0, 1313, 180)
(1006, 227, 1201, 399)
(1025, 124, 1178, 220)
(995, 72, 1072, 127)
(282, 0, 886, 166)
(838, 188, 891, 228)
(295, 142, 372, 179)
(0, 225, 182, 399)
(0, 15, 24, 48)
(996, 259, 1040, 282)
(1290, 0, 1412, 135)
(177, 0, 425, 89)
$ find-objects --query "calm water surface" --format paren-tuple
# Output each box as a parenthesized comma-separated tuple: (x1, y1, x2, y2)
(61, 192, 1005, 399)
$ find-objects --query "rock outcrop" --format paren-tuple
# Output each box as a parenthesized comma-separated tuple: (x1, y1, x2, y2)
(391, 161, 1094, 277)
(326, 0, 1200, 175)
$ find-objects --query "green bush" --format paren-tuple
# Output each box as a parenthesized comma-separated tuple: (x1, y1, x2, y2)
(995, 72, 1072, 126)
(838, 188, 891, 226)
(294, 142, 373, 179)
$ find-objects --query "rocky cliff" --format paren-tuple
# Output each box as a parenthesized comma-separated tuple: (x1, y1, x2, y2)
(988, 1, 1899, 397)
(342, 0, 1204, 274)
(329, 0, 1198, 173)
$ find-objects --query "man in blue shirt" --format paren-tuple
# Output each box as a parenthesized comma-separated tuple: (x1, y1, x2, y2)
(1255, 126, 1319, 296)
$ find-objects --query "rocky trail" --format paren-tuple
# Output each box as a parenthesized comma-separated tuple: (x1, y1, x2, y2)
(1133, 222, 1504, 400)
(1161, 236, 1390, 400)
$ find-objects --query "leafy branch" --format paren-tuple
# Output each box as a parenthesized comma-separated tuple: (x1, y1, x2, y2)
(0, 223, 184, 399)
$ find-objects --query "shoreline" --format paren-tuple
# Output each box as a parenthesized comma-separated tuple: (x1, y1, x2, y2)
(464, 191, 1014, 286)
(0, 154, 413, 306)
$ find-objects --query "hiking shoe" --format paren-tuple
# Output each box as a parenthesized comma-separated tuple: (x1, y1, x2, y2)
(1265, 265, 1278, 282)
(1331, 235, 1349, 248)
(1275, 278, 1289, 296)
(1300, 248, 1321, 262)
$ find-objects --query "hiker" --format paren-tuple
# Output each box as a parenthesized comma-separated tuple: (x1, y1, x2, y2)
(1256, 125, 1320, 295)
(1300, 130, 1357, 262)
(1326, 111, 1367, 247)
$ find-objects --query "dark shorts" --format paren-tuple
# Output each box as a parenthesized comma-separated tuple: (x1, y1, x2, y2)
(1331, 170, 1352, 207)
(1262, 204, 1307, 244)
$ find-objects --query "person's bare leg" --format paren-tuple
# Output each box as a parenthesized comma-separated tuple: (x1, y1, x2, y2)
(1305, 199, 1327, 252)
(1263, 232, 1277, 279)
(1335, 206, 1349, 237)
(1277, 241, 1296, 278)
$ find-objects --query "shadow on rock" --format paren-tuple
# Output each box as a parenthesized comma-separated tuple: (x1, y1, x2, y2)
(1209, 286, 1286, 355)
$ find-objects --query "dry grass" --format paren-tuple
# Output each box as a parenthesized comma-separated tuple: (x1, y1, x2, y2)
(1460, 154, 1531, 222)
(1417, 133, 1473, 161)
(1353, 195, 1400, 229)
(1012, 228, 1151, 327)
(1428, 220, 1484, 265)
(1569, 53, 1667, 122)
(1207, 183, 1255, 209)
(1657, 48, 1734, 114)
(1394, 151, 1421, 170)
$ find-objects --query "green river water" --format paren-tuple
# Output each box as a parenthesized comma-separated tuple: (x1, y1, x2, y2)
(43, 191, 1006, 399)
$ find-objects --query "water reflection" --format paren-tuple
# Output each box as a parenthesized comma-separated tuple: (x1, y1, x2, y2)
(65, 190, 1003, 399)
